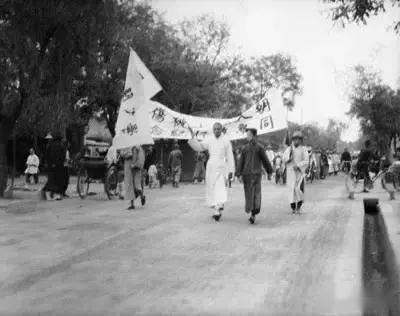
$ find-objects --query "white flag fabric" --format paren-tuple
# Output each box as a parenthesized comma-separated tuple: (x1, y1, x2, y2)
(113, 50, 154, 149)
(113, 48, 286, 147)
(130, 48, 162, 100)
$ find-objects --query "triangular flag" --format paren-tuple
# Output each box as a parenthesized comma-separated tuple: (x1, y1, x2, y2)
(113, 50, 154, 149)
(130, 48, 162, 100)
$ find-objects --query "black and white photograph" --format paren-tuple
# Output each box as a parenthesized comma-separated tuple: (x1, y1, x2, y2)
(0, 0, 400, 314)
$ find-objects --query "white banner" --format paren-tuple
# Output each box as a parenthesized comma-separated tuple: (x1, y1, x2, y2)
(113, 48, 287, 148)
(148, 89, 287, 141)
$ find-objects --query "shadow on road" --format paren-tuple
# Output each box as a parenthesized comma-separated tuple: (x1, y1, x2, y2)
(362, 210, 400, 315)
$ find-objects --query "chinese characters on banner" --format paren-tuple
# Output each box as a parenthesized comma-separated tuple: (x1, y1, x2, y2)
(114, 48, 287, 149)
(146, 88, 287, 141)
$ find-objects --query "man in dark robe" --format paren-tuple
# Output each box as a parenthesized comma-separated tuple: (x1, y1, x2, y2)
(43, 133, 66, 200)
(236, 127, 273, 224)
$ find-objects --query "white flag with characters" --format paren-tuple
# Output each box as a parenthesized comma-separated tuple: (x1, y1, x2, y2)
(113, 49, 156, 149)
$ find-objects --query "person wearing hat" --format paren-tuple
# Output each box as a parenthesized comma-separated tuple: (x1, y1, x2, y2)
(187, 122, 235, 222)
(236, 124, 273, 224)
(42, 131, 66, 200)
(283, 130, 309, 214)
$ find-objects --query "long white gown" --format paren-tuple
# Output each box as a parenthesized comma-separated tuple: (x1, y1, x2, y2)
(283, 145, 309, 204)
(188, 136, 235, 208)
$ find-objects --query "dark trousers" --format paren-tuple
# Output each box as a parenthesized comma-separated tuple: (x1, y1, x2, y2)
(242, 174, 262, 215)
(63, 167, 70, 194)
(26, 173, 39, 184)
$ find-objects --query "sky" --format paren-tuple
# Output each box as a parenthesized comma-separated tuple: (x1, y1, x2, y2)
(151, 0, 400, 141)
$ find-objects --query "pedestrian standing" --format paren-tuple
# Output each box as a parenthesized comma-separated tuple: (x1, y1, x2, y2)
(106, 142, 123, 199)
(25, 148, 40, 186)
(193, 151, 206, 184)
(320, 150, 329, 179)
(168, 143, 183, 188)
(188, 122, 235, 221)
(273, 153, 284, 184)
(283, 131, 309, 214)
(148, 164, 159, 188)
(236, 126, 273, 224)
(144, 146, 157, 186)
(123, 146, 146, 210)
(43, 132, 66, 200)
(157, 162, 166, 188)
(62, 141, 71, 197)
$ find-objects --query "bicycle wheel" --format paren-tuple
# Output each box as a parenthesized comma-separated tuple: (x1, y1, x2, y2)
(381, 170, 397, 199)
(77, 168, 89, 199)
(105, 165, 122, 200)
(345, 173, 364, 199)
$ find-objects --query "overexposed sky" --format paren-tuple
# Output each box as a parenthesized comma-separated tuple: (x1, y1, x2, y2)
(151, 0, 400, 141)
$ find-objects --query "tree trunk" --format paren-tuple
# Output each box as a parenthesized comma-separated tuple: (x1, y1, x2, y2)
(0, 120, 13, 197)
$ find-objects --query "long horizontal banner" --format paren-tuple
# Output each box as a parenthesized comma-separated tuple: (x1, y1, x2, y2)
(148, 89, 287, 141)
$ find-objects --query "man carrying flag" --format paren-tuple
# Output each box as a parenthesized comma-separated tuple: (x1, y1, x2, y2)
(283, 131, 309, 214)
(113, 48, 162, 209)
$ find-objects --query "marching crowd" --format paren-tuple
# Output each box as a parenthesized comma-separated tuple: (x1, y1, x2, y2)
(23, 124, 361, 224)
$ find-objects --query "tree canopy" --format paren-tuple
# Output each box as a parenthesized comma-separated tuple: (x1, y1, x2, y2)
(347, 65, 400, 152)
(0, 0, 303, 195)
(325, 0, 400, 32)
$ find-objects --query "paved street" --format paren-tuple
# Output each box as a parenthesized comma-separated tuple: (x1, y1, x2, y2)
(0, 176, 364, 315)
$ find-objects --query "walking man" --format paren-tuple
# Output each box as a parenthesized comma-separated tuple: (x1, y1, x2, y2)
(283, 131, 309, 214)
(123, 146, 146, 210)
(236, 126, 273, 224)
(168, 143, 183, 188)
(188, 122, 235, 221)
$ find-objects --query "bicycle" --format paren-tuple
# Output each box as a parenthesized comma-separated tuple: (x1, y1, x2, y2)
(341, 161, 351, 174)
(345, 160, 383, 199)
(381, 161, 400, 200)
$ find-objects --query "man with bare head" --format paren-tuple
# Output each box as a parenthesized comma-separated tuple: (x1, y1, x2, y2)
(188, 122, 235, 221)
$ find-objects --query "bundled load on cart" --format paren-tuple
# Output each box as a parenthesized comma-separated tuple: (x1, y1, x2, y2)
(75, 116, 123, 199)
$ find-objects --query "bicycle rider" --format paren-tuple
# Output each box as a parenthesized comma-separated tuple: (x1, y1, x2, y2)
(340, 148, 352, 173)
(357, 140, 375, 192)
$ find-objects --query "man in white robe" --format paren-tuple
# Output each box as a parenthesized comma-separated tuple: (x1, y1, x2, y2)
(283, 131, 309, 214)
(188, 122, 235, 221)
